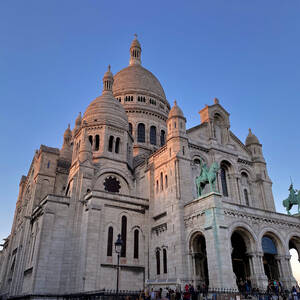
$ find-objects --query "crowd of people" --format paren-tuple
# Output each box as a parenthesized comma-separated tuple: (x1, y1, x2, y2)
(137, 281, 300, 300)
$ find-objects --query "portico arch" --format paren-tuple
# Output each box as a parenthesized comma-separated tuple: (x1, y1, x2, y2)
(189, 232, 209, 287)
(288, 235, 300, 285)
(230, 227, 256, 284)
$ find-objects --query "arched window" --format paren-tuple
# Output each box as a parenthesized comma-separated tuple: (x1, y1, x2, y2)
(160, 130, 165, 146)
(95, 135, 100, 151)
(163, 249, 167, 274)
(134, 229, 139, 259)
(107, 227, 113, 256)
(156, 180, 159, 193)
(89, 135, 93, 146)
(115, 137, 120, 153)
(129, 123, 133, 135)
(121, 216, 127, 257)
(108, 136, 114, 152)
(156, 250, 160, 275)
(220, 162, 229, 197)
(194, 158, 201, 165)
(47, 161, 50, 168)
(160, 172, 163, 191)
(165, 175, 168, 189)
(150, 126, 157, 145)
(137, 123, 145, 143)
(244, 189, 249, 206)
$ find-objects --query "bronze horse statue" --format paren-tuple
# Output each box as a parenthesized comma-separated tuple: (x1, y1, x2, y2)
(195, 162, 219, 197)
(282, 184, 300, 215)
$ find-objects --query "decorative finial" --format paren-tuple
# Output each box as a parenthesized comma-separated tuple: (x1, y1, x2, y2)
(134, 33, 138, 39)
(249, 128, 252, 134)
(214, 98, 219, 104)
(68, 123, 70, 129)
(103, 65, 114, 92)
(174, 100, 177, 106)
(108, 64, 111, 72)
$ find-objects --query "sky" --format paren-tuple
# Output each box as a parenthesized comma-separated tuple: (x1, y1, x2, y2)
(0, 0, 299, 283)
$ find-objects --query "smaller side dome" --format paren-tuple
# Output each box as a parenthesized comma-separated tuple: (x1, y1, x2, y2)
(245, 128, 260, 146)
(168, 100, 184, 119)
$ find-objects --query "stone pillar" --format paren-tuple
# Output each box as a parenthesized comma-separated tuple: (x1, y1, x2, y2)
(92, 136, 96, 151)
(202, 192, 237, 290)
(278, 254, 297, 289)
(248, 252, 268, 290)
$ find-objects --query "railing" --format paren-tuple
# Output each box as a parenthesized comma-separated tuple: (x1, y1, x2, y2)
(3, 289, 299, 300)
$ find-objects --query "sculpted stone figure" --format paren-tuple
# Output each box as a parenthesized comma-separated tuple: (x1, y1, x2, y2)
(282, 183, 300, 215)
(195, 162, 219, 197)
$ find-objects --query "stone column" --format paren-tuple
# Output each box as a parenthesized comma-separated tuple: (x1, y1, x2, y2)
(278, 254, 297, 289)
(92, 136, 96, 151)
(249, 252, 268, 290)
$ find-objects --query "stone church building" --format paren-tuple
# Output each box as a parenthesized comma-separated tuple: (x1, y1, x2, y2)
(0, 36, 299, 298)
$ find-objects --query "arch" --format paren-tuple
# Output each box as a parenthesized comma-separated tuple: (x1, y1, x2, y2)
(220, 160, 231, 197)
(129, 123, 133, 135)
(156, 249, 161, 275)
(89, 135, 93, 146)
(107, 226, 113, 256)
(258, 228, 287, 254)
(160, 130, 165, 146)
(137, 123, 145, 143)
(121, 215, 127, 257)
(108, 136, 114, 152)
(163, 248, 167, 274)
(134, 229, 139, 259)
(150, 126, 157, 145)
(165, 175, 168, 189)
(115, 137, 120, 153)
(95, 135, 100, 151)
(160, 172, 163, 191)
(189, 231, 209, 287)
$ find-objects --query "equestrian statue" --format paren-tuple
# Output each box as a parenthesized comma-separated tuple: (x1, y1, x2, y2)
(282, 183, 300, 215)
(195, 162, 220, 197)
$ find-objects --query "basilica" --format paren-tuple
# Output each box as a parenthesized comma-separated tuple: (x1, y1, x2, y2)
(0, 36, 299, 299)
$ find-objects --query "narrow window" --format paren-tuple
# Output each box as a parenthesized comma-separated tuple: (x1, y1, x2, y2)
(220, 167, 228, 197)
(174, 122, 176, 128)
(95, 135, 100, 151)
(115, 137, 120, 153)
(134, 229, 139, 259)
(107, 227, 113, 256)
(129, 123, 133, 135)
(121, 216, 127, 257)
(182, 146, 185, 155)
(163, 249, 167, 274)
(244, 189, 249, 206)
(150, 126, 157, 145)
(156, 180, 159, 193)
(108, 136, 114, 152)
(89, 135, 93, 146)
(160, 130, 165, 146)
(165, 175, 168, 188)
(160, 172, 163, 191)
(47, 161, 50, 168)
(137, 123, 145, 143)
(156, 250, 160, 275)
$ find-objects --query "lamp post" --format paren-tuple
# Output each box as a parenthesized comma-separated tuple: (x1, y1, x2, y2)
(115, 233, 123, 298)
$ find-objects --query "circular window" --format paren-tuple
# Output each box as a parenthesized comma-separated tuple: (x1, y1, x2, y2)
(104, 176, 121, 193)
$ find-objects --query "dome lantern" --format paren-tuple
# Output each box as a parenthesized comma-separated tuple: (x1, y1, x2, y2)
(129, 34, 142, 66)
(102, 65, 114, 93)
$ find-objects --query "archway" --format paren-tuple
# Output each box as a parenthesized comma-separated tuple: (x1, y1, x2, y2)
(231, 231, 250, 282)
(289, 236, 300, 285)
(191, 233, 209, 287)
(262, 235, 280, 280)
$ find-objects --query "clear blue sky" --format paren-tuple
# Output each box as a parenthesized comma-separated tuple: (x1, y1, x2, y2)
(1, 1, 300, 242)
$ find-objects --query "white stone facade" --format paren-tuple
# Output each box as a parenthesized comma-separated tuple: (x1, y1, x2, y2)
(0, 37, 300, 298)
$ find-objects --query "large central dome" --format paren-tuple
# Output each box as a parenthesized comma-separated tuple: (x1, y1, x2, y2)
(112, 36, 170, 157)
(113, 64, 166, 100)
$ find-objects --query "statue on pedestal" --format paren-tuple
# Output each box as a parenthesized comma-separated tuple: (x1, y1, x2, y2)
(283, 183, 300, 215)
(195, 162, 219, 197)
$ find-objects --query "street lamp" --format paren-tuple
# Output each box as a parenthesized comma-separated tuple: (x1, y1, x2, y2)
(115, 234, 123, 298)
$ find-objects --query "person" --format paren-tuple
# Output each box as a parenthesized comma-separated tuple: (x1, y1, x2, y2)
(151, 288, 156, 300)
(175, 288, 181, 300)
(145, 287, 150, 300)
(161, 287, 168, 300)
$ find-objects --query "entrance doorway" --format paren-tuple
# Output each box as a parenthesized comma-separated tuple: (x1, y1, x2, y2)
(191, 234, 209, 288)
(231, 231, 250, 281)
(262, 236, 280, 280)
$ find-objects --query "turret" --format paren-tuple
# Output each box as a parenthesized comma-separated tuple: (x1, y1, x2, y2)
(129, 34, 141, 66)
(60, 124, 73, 161)
(245, 128, 265, 163)
(79, 129, 92, 162)
(74, 112, 82, 131)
